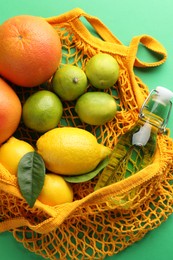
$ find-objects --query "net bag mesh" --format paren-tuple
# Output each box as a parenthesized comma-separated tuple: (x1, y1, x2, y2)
(0, 8, 173, 260)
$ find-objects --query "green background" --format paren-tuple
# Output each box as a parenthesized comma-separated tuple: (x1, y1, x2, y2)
(0, 0, 173, 259)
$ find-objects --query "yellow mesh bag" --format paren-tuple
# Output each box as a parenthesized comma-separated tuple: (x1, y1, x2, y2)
(0, 8, 173, 260)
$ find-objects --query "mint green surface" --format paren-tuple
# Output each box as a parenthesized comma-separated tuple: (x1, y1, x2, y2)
(0, 0, 173, 259)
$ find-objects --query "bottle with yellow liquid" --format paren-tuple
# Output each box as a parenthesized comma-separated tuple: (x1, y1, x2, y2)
(95, 86, 173, 190)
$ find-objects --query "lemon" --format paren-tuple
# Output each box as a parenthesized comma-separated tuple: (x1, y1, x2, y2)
(52, 64, 88, 101)
(0, 137, 34, 175)
(85, 53, 119, 89)
(22, 90, 63, 133)
(36, 127, 111, 175)
(38, 173, 73, 206)
(75, 92, 117, 125)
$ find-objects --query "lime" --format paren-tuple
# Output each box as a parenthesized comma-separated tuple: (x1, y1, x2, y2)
(22, 90, 63, 133)
(52, 64, 88, 101)
(75, 92, 117, 125)
(85, 53, 119, 89)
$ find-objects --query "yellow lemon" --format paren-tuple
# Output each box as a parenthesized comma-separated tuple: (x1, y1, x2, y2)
(36, 127, 111, 175)
(38, 173, 73, 206)
(0, 137, 34, 175)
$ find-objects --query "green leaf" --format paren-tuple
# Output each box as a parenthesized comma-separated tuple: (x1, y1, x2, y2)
(63, 157, 109, 183)
(17, 151, 46, 208)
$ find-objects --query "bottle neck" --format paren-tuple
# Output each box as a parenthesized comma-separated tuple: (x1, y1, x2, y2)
(139, 110, 163, 129)
(139, 98, 169, 131)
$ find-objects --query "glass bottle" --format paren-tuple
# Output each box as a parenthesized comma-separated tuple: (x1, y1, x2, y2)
(95, 86, 173, 190)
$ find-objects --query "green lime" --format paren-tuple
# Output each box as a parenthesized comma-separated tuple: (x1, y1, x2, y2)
(75, 92, 117, 125)
(85, 53, 119, 89)
(52, 65, 88, 101)
(22, 90, 63, 133)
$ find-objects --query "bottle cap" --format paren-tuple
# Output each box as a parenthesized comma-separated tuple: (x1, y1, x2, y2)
(156, 86, 173, 105)
(139, 86, 173, 132)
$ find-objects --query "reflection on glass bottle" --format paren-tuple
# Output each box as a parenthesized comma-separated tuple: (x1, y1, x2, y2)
(95, 86, 173, 190)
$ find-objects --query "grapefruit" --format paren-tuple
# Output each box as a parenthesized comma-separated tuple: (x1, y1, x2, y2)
(0, 15, 62, 87)
(0, 78, 22, 144)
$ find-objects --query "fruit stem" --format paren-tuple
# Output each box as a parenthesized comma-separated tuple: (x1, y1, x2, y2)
(73, 77, 78, 84)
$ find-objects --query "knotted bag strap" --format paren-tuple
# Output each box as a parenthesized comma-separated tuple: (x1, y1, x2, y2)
(46, 7, 123, 45)
(126, 34, 167, 107)
(47, 8, 167, 62)
(127, 34, 167, 68)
